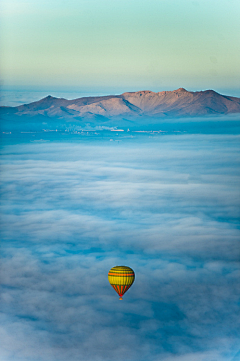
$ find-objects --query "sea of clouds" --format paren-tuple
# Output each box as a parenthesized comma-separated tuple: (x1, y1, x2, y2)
(0, 134, 240, 361)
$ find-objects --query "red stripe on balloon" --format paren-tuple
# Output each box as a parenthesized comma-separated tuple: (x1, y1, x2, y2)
(108, 273, 134, 276)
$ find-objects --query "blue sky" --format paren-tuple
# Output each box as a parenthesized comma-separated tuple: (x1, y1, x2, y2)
(1, 0, 240, 96)
(1, 134, 240, 361)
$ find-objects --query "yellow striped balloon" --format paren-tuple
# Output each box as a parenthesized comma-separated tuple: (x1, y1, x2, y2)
(108, 266, 135, 300)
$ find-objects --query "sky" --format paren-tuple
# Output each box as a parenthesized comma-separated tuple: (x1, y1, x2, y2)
(1, 134, 240, 361)
(1, 0, 240, 97)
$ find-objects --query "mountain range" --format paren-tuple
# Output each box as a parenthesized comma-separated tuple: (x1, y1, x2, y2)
(1, 88, 240, 120)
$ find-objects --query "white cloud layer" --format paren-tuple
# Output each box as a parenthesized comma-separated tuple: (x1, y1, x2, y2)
(0, 134, 240, 361)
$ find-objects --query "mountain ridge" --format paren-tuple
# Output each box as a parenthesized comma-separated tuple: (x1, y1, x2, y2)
(1, 88, 240, 119)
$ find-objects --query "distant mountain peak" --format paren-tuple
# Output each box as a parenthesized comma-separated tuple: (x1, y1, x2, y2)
(175, 87, 188, 92)
(200, 89, 218, 95)
(43, 95, 57, 100)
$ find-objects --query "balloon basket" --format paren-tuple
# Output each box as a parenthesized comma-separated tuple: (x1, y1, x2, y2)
(119, 297, 123, 300)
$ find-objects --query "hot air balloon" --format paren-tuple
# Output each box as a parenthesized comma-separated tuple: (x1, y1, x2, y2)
(108, 266, 135, 300)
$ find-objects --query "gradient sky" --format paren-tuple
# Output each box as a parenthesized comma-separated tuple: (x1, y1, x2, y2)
(1, 0, 240, 95)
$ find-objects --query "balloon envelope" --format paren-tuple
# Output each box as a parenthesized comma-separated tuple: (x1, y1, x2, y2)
(108, 266, 135, 300)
